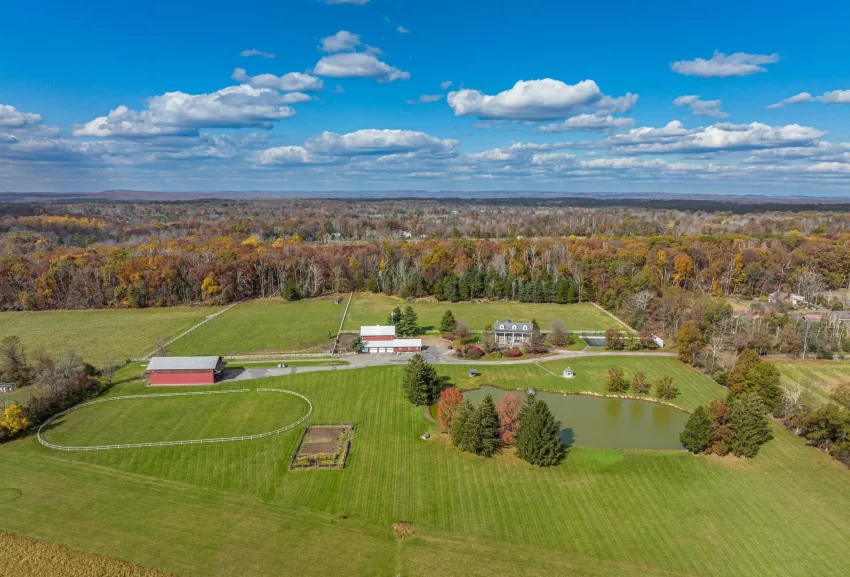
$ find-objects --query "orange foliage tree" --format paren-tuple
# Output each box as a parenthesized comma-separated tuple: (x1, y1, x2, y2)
(437, 387, 463, 433)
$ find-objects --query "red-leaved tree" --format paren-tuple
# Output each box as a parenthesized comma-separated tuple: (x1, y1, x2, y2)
(437, 387, 463, 433)
(495, 392, 523, 445)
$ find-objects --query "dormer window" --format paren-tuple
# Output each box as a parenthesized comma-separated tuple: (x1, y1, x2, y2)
(499, 324, 504, 329)
(522, 325, 528, 330)
(512, 324, 517, 330)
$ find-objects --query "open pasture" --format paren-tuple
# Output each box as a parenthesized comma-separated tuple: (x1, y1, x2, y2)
(0, 306, 223, 364)
(2, 365, 850, 577)
(342, 292, 622, 332)
(40, 390, 310, 448)
(771, 358, 850, 403)
(169, 296, 346, 355)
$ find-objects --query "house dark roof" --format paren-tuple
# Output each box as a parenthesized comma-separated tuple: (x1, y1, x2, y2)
(494, 320, 533, 334)
(829, 311, 850, 321)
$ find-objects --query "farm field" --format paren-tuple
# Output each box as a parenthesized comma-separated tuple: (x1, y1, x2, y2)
(770, 358, 850, 403)
(0, 306, 223, 364)
(437, 356, 725, 412)
(169, 296, 347, 355)
(2, 366, 850, 577)
(342, 292, 622, 332)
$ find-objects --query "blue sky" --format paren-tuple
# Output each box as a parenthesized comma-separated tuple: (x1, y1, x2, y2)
(2, 0, 850, 194)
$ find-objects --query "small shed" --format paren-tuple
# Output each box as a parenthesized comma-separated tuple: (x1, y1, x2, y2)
(562, 367, 575, 378)
(468, 368, 479, 377)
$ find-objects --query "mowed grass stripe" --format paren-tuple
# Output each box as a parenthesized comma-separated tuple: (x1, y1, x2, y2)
(169, 297, 345, 355)
(5, 365, 850, 576)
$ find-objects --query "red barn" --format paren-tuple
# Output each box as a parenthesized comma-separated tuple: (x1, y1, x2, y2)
(146, 356, 226, 386)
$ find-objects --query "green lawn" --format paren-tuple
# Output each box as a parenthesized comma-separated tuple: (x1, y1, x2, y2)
(2, 365, 850, 577)
(436, 356, 725, 412)
(342, 293, 622, 332)
(771, 358, 850, 403)
(0, 306, 223, 364)
(169, 296, 347, 355)
(42, 390, 309, 447)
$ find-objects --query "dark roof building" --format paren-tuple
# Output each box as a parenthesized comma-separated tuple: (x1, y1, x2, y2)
(493, 319, 534, 345)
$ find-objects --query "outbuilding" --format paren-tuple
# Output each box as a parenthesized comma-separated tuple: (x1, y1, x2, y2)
(359, 325, 422, 353)
(146, 356, 226, 386)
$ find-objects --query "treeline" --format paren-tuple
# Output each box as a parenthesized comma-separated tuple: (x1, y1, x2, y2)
(4, 216, 850, 325)
(0, 336, 108, 440)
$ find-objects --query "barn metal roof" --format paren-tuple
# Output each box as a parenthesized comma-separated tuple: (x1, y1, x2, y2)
(360, 325, 396, 337)
(147, 356, 222, 371)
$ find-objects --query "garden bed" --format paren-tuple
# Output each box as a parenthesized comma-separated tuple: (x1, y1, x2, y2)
(289, 424, 354, 470)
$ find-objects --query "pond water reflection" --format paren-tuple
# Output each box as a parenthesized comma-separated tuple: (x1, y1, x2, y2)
(461, 387, 688, 450)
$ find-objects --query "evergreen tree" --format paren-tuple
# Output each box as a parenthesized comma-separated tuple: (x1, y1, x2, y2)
(729, 393, 773, 458)
(388, 306, 402, 326)
(680, 405, 712, 453)
(401, 354, 439, 406)
(396, 305, 419, 337)
(439, 310, 457, 333)
(515, 396, 565, 467)
(476, 394, 502, 456)
(450, 398, 474, 449)
(459, 401, 482, 454)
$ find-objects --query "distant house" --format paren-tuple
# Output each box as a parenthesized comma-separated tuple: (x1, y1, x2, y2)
(802, 313, 824, 322)
(359, 325, 422, 353)
(828, 311, 850, 323)
(769, 291, 807, 306)
(652, 334, 665, 348)
(493, 319, 534, 346)
(790, 294, 807, 306)
(146, 356, 226, 386)
(768, 291, 788, 304)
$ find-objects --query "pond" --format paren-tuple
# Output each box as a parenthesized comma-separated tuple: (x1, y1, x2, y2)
(461, 386, 688, 450)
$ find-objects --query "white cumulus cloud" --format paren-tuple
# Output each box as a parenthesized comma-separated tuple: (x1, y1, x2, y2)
(304, 129, 458, 156)
(673, 95, 728, 118)
(231, 68, 324, 92)
(320, 30, 363, 52)
(540, 114, 634, 133)
(767, 89, 850, 109)
(73, 85, 297, 138)
(0, 104, 43, 127)
(671, 51, 780, 77)
(240, 49, 275, 59)
(447, 79, 635, 121)
(313, 53, 409, 83)
(601, 120, 825, 154)
(406, 94, 443, 104)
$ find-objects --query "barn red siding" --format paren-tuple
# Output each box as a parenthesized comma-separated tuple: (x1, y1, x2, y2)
(150, 370, 215, 386)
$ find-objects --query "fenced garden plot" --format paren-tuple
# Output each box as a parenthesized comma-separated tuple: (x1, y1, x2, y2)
(289, 424, 353, 470)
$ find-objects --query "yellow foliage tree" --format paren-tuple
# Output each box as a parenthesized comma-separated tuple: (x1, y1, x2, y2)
(0, 404, 29, 436)
(201, 273, 221, 300)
